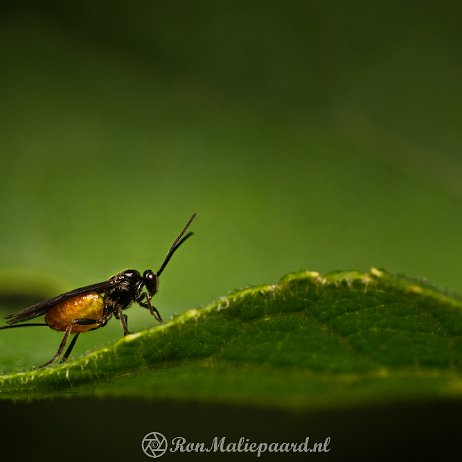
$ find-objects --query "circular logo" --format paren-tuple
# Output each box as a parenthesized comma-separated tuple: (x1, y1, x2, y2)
(142, 432, 168, 458)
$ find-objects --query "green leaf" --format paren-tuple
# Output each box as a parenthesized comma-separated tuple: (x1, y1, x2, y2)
(1, 268, 462, 409)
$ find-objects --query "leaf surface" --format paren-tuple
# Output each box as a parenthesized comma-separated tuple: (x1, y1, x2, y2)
(1, 269, 462, 409)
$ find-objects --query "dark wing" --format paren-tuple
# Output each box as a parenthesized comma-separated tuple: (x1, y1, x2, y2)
(5, 280, 116, 325)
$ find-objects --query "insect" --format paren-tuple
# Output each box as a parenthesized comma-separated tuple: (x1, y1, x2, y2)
(0, 213, 196, 367)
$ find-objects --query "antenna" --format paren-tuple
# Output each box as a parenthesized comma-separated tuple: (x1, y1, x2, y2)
(156, 213, 196, 276)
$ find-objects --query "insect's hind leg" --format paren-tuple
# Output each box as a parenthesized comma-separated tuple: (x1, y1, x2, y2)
(40, 326, 73, 368)
(40, 317, 105, 368)
(62, 333, 80, 363)
(0, 323, 48, 330)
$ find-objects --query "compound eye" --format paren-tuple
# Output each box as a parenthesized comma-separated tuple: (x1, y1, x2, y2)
(143, 270, 158, 295)
(143, 270, 154, 282)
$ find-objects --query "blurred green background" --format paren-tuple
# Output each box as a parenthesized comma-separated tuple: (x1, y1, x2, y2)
(2, 0, 462, 368)
(1, 1, 462, 460)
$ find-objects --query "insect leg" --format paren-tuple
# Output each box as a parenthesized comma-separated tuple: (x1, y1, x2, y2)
(137, 292, 163, 322)
(140, 301, 163, 322)
(0, 323, 48, 330)
(40, 317, 107, 367)
(61, 333, 80, 363)
(115, 305, 129, 336)
(40, 325, 73, 367)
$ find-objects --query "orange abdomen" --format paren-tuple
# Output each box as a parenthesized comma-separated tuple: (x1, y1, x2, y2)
(45, 292, 105, 333)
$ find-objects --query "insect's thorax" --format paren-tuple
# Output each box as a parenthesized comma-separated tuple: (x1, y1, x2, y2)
(105, 287, 134, 311)
(104, 269, 143, 312)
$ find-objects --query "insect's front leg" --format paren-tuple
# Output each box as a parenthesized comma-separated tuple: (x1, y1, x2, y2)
(137, 292, 163, 322)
